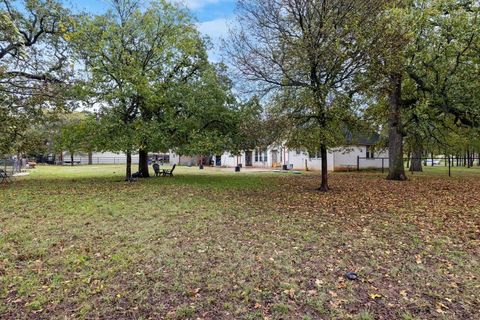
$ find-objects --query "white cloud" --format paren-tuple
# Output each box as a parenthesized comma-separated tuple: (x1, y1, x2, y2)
(197, 18, 229, 40)
(172, 0, 221, 10)
(197, 18, 231, 62)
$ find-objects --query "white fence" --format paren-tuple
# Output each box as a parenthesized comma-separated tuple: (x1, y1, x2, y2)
(60, 156, 141, 165)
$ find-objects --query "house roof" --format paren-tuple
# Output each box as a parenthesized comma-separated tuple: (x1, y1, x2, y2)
(344, 130, 381, 146)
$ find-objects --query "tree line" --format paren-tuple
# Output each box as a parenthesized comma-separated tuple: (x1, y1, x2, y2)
(1, 0, 479, 189)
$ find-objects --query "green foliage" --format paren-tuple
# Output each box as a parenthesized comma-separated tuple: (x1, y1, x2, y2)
(366, 0, 480, 158)
(72, 0, 236, 177)
(0, 0, 75, 155)
(54, 113, 97, 157)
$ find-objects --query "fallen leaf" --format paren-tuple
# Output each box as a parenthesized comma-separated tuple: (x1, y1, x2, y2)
(369, 293, 382, 300)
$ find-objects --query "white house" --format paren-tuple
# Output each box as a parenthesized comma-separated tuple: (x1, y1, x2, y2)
(60, 132, 388, 171)
(168, 133, 389, 171)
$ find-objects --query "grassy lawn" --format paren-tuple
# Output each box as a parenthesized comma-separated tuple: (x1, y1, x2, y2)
(1, 165, 479, 319)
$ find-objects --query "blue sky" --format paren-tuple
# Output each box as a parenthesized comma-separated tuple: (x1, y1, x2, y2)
(64, 0, 236, 61)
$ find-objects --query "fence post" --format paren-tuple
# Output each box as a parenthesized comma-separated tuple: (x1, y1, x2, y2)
(357, 156, 360, 171)
(382, 158, 384, 173)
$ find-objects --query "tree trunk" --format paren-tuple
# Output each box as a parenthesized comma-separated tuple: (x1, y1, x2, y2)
(386, 75, 407, 181)
(88, 152, 93, 165)
(70, 153, 74, 166)
(138, 149, 150, 178)
(126, 151, 132, 181)
(410, 144, 423, 172)
(318, 144, 329, 192)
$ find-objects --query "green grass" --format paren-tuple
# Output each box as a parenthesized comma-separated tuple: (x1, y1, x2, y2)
(1, 165, 479, 319)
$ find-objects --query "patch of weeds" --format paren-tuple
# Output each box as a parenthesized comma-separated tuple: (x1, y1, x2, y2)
(223, 302, 234, 311)
(306, 294, 330, 316)
(401, 312, 421, 320)
(244, 310, 263, 319)
(26, 298, 45, 311)
(271, 302, 291, 315)
(174, 304, 195, 319)
(355, 310, 375, 320)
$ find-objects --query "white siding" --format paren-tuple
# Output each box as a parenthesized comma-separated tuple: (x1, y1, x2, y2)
(332, 146, 389, 170)
(287, 149, 335, 171)
(170, 144, 389, 171)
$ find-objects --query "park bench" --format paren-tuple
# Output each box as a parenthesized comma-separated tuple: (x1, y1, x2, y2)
(152, 163, 160, 177)
(0, 169, 12, 184)
(161, 164, 176, 177)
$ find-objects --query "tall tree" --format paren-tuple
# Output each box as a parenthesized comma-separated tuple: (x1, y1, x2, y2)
(369, 0, 480, 180)
(0, 0, 74, 155)
(226, 0, 387, 191)
(73, 0, 214, 179)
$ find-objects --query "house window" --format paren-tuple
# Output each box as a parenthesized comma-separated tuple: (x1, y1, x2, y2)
(366, 146, 375, 159)
(296, 150, 301, 155)
(254, 149, 268, 162)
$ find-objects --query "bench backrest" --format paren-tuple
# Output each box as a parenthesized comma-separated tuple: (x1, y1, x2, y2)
(170, 164, 176, 173)
(152, 163, 160, 172)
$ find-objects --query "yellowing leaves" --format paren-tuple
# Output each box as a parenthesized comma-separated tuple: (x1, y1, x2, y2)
(369, 293, 382, 300)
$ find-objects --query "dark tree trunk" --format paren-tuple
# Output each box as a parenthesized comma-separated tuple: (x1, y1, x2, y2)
(431, 152, 434, 166)
(318, 144, 329, 192)
(70, 153, 74, 166)
(410, 144, 423, 172)
(467, 149, 470, 168)
(387, 75, 407, 181)
(126, 151, 132, 181)
(88, 152, 93, 165)
(406, 151, 411, 168)
(138, 149, 150, 178)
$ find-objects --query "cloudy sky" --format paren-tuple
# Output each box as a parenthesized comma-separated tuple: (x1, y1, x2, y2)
(66, 0, 236, 61)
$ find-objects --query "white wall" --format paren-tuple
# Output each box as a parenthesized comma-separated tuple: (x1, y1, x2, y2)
(332, 146, 389, 170)
(170, 145, 389, 171)
(287, 149, 335, 171)
(213, 146, 287, 168)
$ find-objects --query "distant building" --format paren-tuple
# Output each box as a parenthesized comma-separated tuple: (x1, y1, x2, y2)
(60, 132, 388, 171)
(169, 133, 388, 171)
